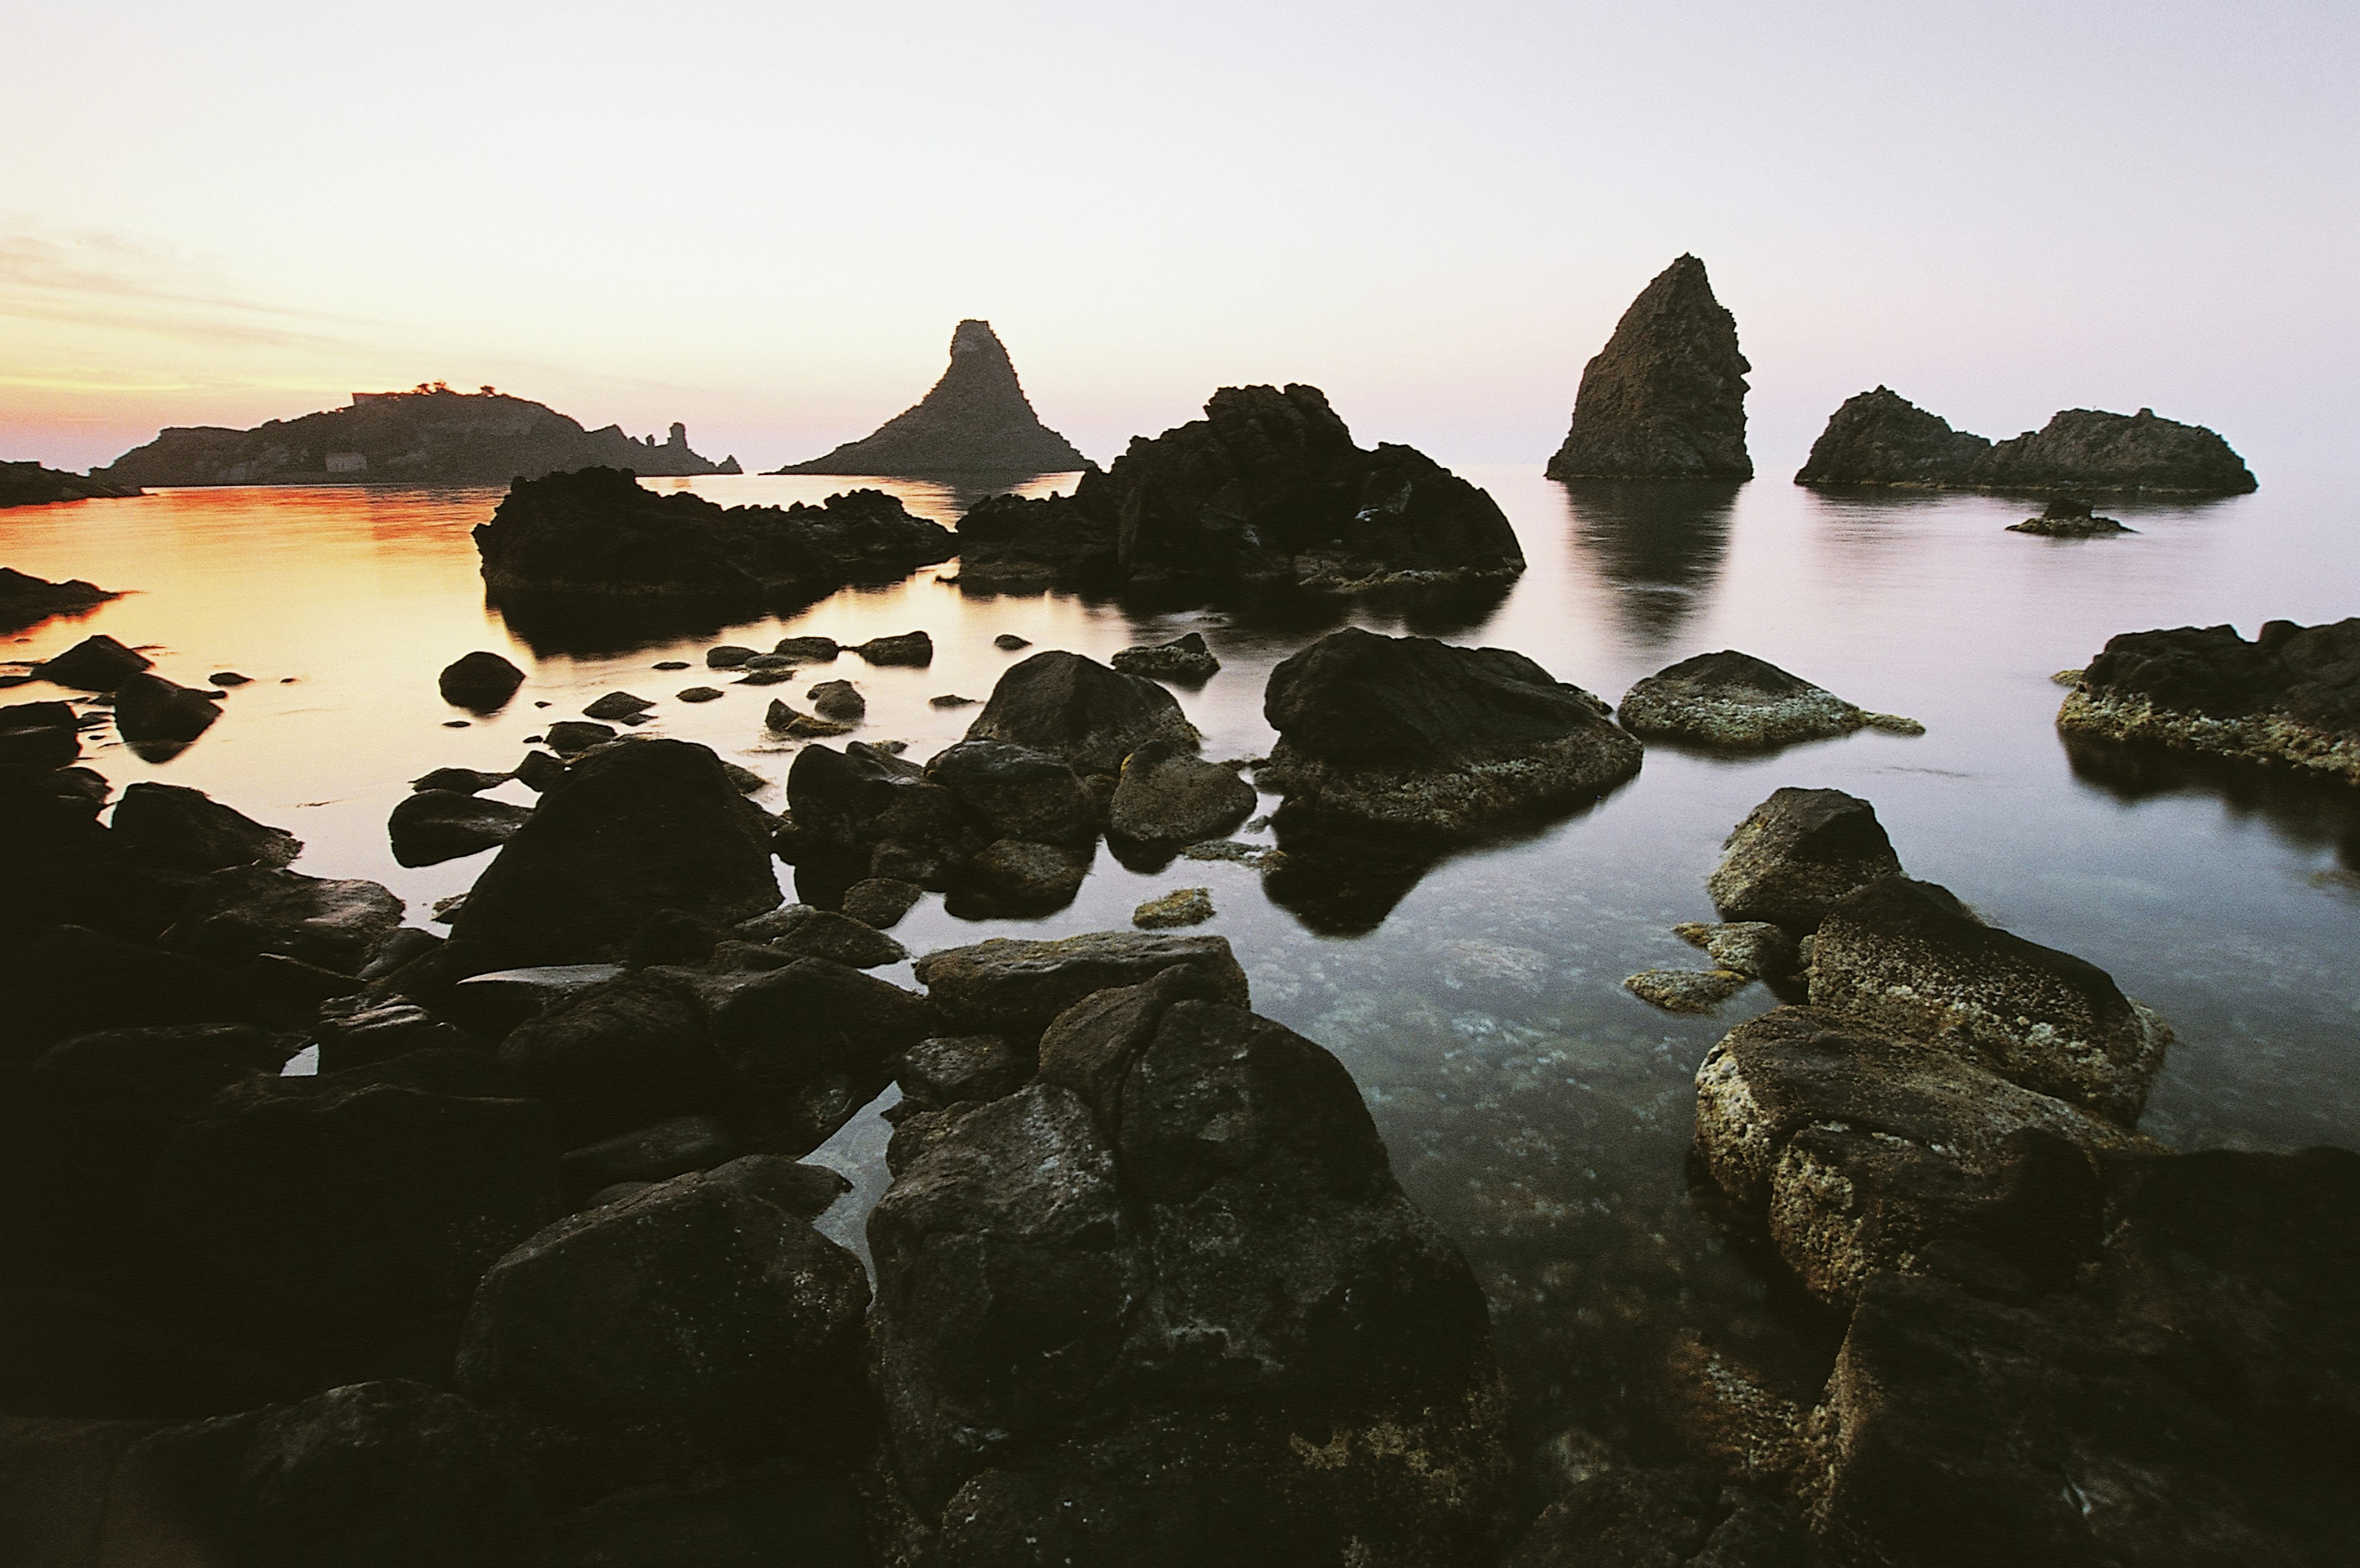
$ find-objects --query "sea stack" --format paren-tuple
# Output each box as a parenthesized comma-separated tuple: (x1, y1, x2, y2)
(1795, 390, 2257, 495)
(776, 319, 1089, 476)
(1546, 255, 1753, 480)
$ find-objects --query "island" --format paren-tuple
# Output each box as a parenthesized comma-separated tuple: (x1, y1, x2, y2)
(774, 319, 1090, 476)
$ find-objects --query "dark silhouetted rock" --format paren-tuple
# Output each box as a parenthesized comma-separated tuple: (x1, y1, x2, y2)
(31, 632, 149, 690)
(1707, 788, 1903, 930)
(558, 1114, 737, 1196)
(806, 680, 864, 722)
(514, 749, 569, 793)
(111, 782, 301, 873)
(896, 1034, 1025, 1111)
(0, 702, 79, 767)
(0, 462, 140, 509)
(2007, 495, 2132, 536)
(710, 957, 932, 1108)
(312, 998, 479, 1075)
(748, 908, 907, 970)
(0, 1287, 293, 1419)
(1796, 390, 2257, 495)
(543, 719, 615, 755)
(38, 1022, 291, 1107)
(676, 684, 722, 702)
(707, 645, 757, 668)
(583, 691, 654, 723)
(841, 877, 922, 930)
(497, 971, 731, 1145)
(439, 650, 525, 710)
(773, 635, 840, 662)
(1618, 649, 1921, 748)
(0, 566, 122, 630)
(411, 766, 509, 794)
(1808, 877, 2171, 1124)
(914, 930, 1249, 1049)
(388, 790, 532, 867)
(784, 742, 965, 871)
(445, 739, 780, 976)
(0, 926, 255, 1050)
(764, 699, 855, 738)
(1546, 254, 1752, 480)
(112, 672, 222, 750)
(993, 633, 1031, 650)
(963, 839, 1090, 914)
(168, 866, 404, 976)
(776, 319, 1089, 476)
(473, 468, 953, 603)
(96, 385, 737, 487)
(1108, 739, 1255, 843)
(2056, 617, 2360, 785)
(851, 630, 932, 666)
(962, 649, 1198, 774)
(926, 739, 1096, 845)
(954, 492, 1120, 587)
(1112, 630, 1219, 682)
(1260, 627, 1640, 835)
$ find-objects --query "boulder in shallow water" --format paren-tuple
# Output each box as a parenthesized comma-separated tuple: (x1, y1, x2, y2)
(896, 1033, 1026, 1111)
(1111, 631, 1219, 682)
(495, 971, 731, 1146)
(1259, 627, 1640, 836)
(1807, 876, 2171, 1125)
(1132, 886, 1214, 928)
(2056, 617, 2360, 785)
(763, 699, 855, 738)
(2007, 496, 2133, 536)
(852, 630, 932, 666)
(112, 672, 222, 748)
(1618, 649, 1920, 748)
(387, 790, 532, 867)
(926, 739, 1096, 846)
(167, 865, 404, 975)
(963, 837, 1091, 914)
(1108, 739, 1256, 843)
(543, 719, 616, 756)
(1623, 967, 1750, 1013)
(1796, 389, 2256, 495)
(411, 766, 509, 794)
(1790, 386, 1993, 488)
(111, 782, 301, 873)
(438, 649, 525, 710)
(1546, 254, 1753, 480)
(962, 649, 1199, 774)
(1707, 787, 1903, 931)
(34, 633, 150, 691)
(806, 678, 864, 721)
(914, 930, 1249, 1051)
(583, 691, 655, 723)
(840, 876, 923, 930)
(773, 635, 839, 662)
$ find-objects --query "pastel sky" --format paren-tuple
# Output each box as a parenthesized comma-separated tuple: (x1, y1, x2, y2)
(4, 1, 2352, 477)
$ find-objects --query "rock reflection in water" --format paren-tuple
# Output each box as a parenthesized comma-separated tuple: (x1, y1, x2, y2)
(2061, 729, 2360, 869)
(1552, 478, 1741, 645)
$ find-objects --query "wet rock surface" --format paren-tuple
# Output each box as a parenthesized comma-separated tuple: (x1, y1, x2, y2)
(913, 930, 1251, 1052)
(1546, 254, 1753, 480)
(1797, 388, 2257, 494)
(388, 789, 533, 867)
(1618, 651, 1919, 748)
(1707, 788, 1903, 931)
(1111, 630, 1219, 682)
(1260, 627, 1640, 836)
(1623, 966, 1750, 1014)
(960, 649, 1198, 774)
(1108, 739, 1256, 844)
(2056, 617, 2360, 785)
(2008, 496, 2133, 536)
(112, 671, 222, 750)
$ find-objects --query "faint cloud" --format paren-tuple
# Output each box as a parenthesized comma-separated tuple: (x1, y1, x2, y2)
(0, 219, 373, 352)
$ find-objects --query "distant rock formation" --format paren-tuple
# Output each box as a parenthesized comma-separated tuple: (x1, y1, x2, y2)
(471, 466, 953, 604)
(0, 568, 122, 632)
(1796, 388, 2256, 494)
(1546, 255, 1753, 480)
(93, 389, 741, 488)
(958, 384, 1525, 589)
(0, 461, 140, 509)
(775, 320, 1088, 476)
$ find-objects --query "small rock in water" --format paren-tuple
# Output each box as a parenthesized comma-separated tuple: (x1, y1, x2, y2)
(438, 649, 525, 709)
(733, 668, 794, 686)
(929, 693, 977, 708)
(772, 635, 839, 662)
(442, 719, 471, 728)
(115, 672, 224, 748)
(653, 660, 691, 671)
(1133, 887, 1215, 928)
(993, 633, 1031, 650)
(764, 699, 854, 737)
(514, 750, 568, 793)
(1112, 631, 1219, 683)
(1618, 649, 1919, 749)
(1624, 967, 1752, 1013)
(210, 671, 251, 686)
(676, 686, 723, 703)
(852, 630, 932, 666)
(742, 653, 795, 670)
(706, 645, 757, 668)
(1672, 920, 1800, 979)
(411, 766, 509, 794)
(583, 691, 655, 723)
(2051, 668, 2085, 687)
(543, 720, 617, 756)
(389, 790, 533, 867)
(808, 679, 865, 721)
(2008, 496, 2134, 537)
(1178, 838, 1286, 869)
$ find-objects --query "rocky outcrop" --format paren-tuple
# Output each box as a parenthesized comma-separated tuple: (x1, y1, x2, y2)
(1112, 631, 1219, 682)
(1618, 651, 1922, 748)
(471, 466, 954, 605)
(0, 461, 141, 509)
(1545, 255, 1752, 480)
(951, 492, 1119, 587)
(1796, 388, 2257, 494)
(867, 968, 1512, 1562)
(961, 384, 1525, 589)
(960, 649, 1199, 774)
(2056, 618, 2360, 785)
(94, 388, 738, 487)
(2008, 496, 2132, 536)
(776, 319, 1088, 476)
(0, 566, 122, 631)
(113, 672, 223, 753)
(1707, 788, 1903, 930)
(1259, 627, 1640, 836)
(33, 633, 150, 691)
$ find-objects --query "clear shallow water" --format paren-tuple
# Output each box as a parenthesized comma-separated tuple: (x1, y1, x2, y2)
(6, 466, 2356, 1470)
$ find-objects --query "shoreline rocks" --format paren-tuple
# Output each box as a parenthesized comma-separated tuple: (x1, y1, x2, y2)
(1707, 787, 1903, 930)
(1546, 254, 1753, 480)
(1796, 387, 2257, 495)
(2056, 618, 2360, 785)
(0, 462, 141, 510)
(1618, 650, 1921, 748)
(0, 566, 123, 630)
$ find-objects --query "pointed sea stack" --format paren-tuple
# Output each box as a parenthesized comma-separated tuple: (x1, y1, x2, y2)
(1546, 255, 1753, 480)
(776, 319, 1089, 476)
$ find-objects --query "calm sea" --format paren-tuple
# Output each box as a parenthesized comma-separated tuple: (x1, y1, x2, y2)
(7, 466, 2356, 1466)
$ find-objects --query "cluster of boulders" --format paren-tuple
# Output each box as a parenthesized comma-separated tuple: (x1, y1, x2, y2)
(4, 633, 237, 762)
(1794, 387, 2257, 495)
(471, 467, 955, 605)
(2056, 617, 2360, 785)
(953, 383, 1527, 590)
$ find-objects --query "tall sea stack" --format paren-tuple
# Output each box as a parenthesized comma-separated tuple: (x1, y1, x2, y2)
(1546, 255, 1753, 480)
(776, 319, 1089, 476)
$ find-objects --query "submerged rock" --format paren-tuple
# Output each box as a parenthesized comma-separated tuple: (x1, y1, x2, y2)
(840, 876, 924, 930)
(1259, 627, 1640, 836)
(1111, 631, 1219, 683)
(1618, 650, 1921, 748)
(1672, 920, 1798, 979)
(1546, 254, 1753, 480)
(1623, 967, 1750, 1013)
(774, 319, 1089, 476)
(962, 649, 1199, 775)
(964, 837, 1092, 914)
(1796, 388, 2257, 495)
(1707, 788, 1903, 931)
(1807, 876, 2171, 1125)
(439, 650, 525, 710)
(2055, 617, 2360, 785)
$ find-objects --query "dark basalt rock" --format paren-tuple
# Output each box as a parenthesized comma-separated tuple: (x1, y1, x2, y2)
(0, 1286, 294, 1419)
(582, 690, 654, 723)
(926, 740, 1096, 847)
(438, 650, 525, 710)
(543, 719, 615, 755)
(2056, 617, 2360, 785)
(953, 492, 1120, 587)
(1546, 254, 1753, 480)
(785, 741, 972, 877)
(513, 749, 568, 793)
(868, 975, 1512, 1561)
(913, 930, 1250, 1051)
(39, 1022, 293, 1107)
(112, 671, 223, 750)
(0, 566, 122, 630)
(167, 866, 405, 976)
(1107, 739, 1256, 844)
(896, 1033, 1026, 1111)
(0, 702, 80, 767)
(1259, 627, 1640, 836)
(1506, 1465, 1816, 1568)
(1707, 787, 1903, 930)
(773, 635, 840, 662)
(807, 679, 864, 721)
(0, 926, 258, 1051)
(0, 461, 140, 509)
(387, 790, 533, 867)
(2008, 495, 2132, 536)
(111, 782, 301, 873)
(1112, 630, 1219, 683)
(147, 1083, 561, 1336)
(411, 766, 509, 794)
(32, 632, 151, 691)
(1808, 877, 2171, 1125)
(444, 739, 780, 976)
(959, 838, 1092, 915)
(851, 630, 932, 667)
(841, 876, 924, 930)
(472, 467, 954, 604)
(496, 971, 732, 1145)
(1796, 388, 2257, 495)
(1618, 649, 1921, 748)
(709, 957, 933, 1107)
(994, 633, 1031, 650)
(961, 649, 1200, 775)
(776, 319, 1089, 476)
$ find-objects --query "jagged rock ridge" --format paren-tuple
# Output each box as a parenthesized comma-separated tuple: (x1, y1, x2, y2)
(775, 319, 1089, 476)
(93, 388, 740, 488)
(1796, 387, 2257, 494)
(1546, 254, 1753, 480)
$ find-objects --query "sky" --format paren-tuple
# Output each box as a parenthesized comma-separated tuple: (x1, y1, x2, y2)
(4, 1, 2353, 477)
